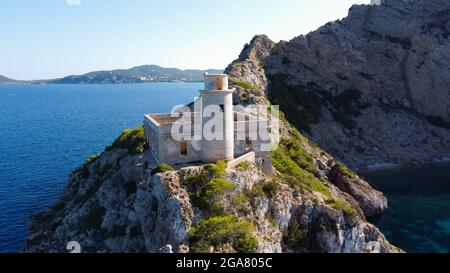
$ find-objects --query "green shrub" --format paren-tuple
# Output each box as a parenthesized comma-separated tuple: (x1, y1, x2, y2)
(182, 161, 226, 193)
(208, 160, 227, 179)
(83, 206, 106, 230)
(337, 163, 355, 177)
(234, 80, 259, 91)
(239, 96, 250, 104)
(200, 179, 236, 216)
(235, 236, 259, 253)
(284, 220, 308, 248)
(271, 133, 332, 199)
(250, 182, 265, 199)
(280, 136, 319, 177)
(235, 161, 251, 170)
(261, 181, 280, 198)
(272, 147, 322, 191)
(73, 154, 101, 178)
(231, 191, 252, 215)
(87, 154, 101, 164)
(183, 170, 210, 196)
(151, 163, 175, 176)
(106, 126, 146, 155)
(326, 199, 357, 217)
(189, 215, 258, 253)
(204, 179, 236, 199)
(251, 180, 280, 199)
(183, 161, 235, 217)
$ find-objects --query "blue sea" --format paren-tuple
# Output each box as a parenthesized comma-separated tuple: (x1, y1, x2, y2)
(0, 83, 200, 252)
(363, 165, 450, 253)
(0, 84, 449, 253)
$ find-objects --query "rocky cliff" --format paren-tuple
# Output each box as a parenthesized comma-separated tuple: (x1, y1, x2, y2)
(25, 123, 399, 253)
(24, 0, 429, 254)
(227, 0, 450, 170)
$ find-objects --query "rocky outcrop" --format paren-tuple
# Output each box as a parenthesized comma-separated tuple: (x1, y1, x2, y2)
(25, 145, 399, 253)
(25, 149, 194, 253)
(328, 165, 387, 218)
(228, 0, 450, 170)
(225, 35, 276, 106)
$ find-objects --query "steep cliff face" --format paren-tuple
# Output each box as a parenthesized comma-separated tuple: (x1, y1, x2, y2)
(25, 125, 399, 253)
(228, 0, 450, 170)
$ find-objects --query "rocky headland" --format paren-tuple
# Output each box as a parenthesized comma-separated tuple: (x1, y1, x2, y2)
(25, 125, 399, 253)
(25, 0, 450, 253)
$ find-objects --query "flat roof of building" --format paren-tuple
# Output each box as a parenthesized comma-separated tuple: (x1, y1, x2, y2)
(145, 111, 268, 127)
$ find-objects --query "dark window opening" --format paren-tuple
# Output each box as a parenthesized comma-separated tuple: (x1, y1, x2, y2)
(245, 137, 252, 151)
(180, 142, 188, 156)
(219, 104, 225, 112)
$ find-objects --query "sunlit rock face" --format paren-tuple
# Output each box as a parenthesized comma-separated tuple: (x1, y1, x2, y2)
(24, 146, 400, 253)
(233, 0, 450, 170)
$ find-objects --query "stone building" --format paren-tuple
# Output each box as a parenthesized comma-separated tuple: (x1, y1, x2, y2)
(143, 73, 273, 173)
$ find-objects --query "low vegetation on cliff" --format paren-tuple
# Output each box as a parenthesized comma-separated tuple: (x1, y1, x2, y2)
(189, 215, 258, 253)
(233, 80, 259, 91)
(25, 110, 398, 253)
(106, 126, 146, 155)
(180, 161, 260, 253)
(271, 126, 357, 217)
(151, 163, 175, 175)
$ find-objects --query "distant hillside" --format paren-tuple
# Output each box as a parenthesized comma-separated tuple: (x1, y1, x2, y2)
(45, 65, 223, 84)
(0, 75, 19, 84)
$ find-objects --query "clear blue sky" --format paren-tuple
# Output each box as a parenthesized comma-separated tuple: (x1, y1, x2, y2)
(0, 0, 370, 80)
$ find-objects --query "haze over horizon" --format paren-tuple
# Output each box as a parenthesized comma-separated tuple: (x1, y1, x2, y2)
(1, 0, 370, 80)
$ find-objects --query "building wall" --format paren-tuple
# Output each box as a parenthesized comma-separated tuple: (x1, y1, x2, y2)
(145, 119, 203, 165)
(200, 90, 234, 163)
(157, 135, 202, 165)
(144, 119, 160, 161)
(145, 113, 273, 166)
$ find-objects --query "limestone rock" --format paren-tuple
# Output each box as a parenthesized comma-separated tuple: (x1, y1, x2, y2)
(328, 165, 388, 217)
(25, 147, 400, 253)
(229, 0, 450, 170)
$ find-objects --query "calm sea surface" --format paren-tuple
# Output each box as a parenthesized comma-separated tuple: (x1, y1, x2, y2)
(0, 83, 200, 252)
(0, 84, 448, 253)
(363, 165, 450, 253)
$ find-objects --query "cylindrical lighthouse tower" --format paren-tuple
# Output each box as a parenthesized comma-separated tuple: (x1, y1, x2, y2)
(200, 73, 234, 163)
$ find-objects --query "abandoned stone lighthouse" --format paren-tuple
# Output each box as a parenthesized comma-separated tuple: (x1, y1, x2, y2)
(143, 73, 273, 172)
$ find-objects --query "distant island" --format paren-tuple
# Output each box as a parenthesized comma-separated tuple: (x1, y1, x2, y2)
(0, 65, 223, 84)
(0, 75, 20, 84)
